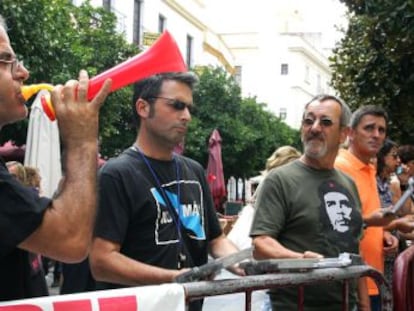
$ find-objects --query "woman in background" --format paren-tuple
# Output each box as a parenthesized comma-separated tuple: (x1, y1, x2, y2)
(376, 139, 414, 286)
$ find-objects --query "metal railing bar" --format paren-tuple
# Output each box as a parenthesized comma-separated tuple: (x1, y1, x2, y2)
(181, 265, 392, 311)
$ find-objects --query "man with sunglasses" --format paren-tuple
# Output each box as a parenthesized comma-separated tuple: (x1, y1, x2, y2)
(250, 94, 364, 311)
(335, 105, 414, 311)
(0, 15, 111, 300)
(90, 72, 242, 311)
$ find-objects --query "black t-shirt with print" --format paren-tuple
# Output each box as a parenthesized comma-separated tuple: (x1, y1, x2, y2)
(95, 148, 222, 282)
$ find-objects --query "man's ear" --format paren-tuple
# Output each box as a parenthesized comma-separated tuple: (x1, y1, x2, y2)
(136, 98, 149, 118)
(339, 126, 351, 145)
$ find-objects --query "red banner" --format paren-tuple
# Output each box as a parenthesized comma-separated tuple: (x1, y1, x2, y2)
(0, 284, 185, 311)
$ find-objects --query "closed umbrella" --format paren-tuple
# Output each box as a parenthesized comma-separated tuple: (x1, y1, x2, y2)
(24, 90, 62, 197)
(206, 129, 226, 211)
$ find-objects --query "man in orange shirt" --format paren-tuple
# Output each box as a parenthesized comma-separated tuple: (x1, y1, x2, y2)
(335, 105, 414, 311)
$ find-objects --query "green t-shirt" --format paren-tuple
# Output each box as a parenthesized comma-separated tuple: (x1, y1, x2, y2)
(250, 160, 363, 311)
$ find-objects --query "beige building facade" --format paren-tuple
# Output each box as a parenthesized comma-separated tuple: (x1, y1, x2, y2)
(79, 0, 345, 129)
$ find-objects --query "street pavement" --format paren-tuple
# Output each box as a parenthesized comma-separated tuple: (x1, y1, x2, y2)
(202, 269, 268, 311)
(45, 272, 60, 296)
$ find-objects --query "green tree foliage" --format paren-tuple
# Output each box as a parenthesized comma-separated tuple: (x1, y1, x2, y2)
(0, 0, 139, 153)
(332, 0, 414, 142)
(187, 66, 300, 179)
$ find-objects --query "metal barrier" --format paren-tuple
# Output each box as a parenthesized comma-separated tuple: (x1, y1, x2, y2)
(182, 265, 392, 311)
(0, 264, 391, 311)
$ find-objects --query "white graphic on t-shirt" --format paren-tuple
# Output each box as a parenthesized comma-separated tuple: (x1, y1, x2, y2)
(323, 191, 352, 233)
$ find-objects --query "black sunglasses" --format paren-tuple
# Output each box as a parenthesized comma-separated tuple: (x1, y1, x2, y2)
(148, 96, 193, 113)
(302, 117, 334, 127)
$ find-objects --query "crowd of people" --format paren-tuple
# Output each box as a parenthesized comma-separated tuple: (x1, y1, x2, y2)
(1, 12, 414, 311)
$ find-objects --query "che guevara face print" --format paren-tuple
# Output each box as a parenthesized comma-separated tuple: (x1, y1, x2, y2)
(318, 180, 357, 235)
(323, 191, 352, 233)
(316, 179, 362, 254)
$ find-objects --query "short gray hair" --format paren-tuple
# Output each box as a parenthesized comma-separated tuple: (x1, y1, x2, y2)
(0, 15, 6, 30)
(350, 105, 388, 129)
(303, 94, 351, 128)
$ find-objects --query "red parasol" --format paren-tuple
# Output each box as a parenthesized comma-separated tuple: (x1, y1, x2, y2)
(206, 129, 226, 211)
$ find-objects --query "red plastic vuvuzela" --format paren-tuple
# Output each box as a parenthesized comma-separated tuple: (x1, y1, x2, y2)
(22, 31, 187, 121)
(87, 30, 187, 100)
